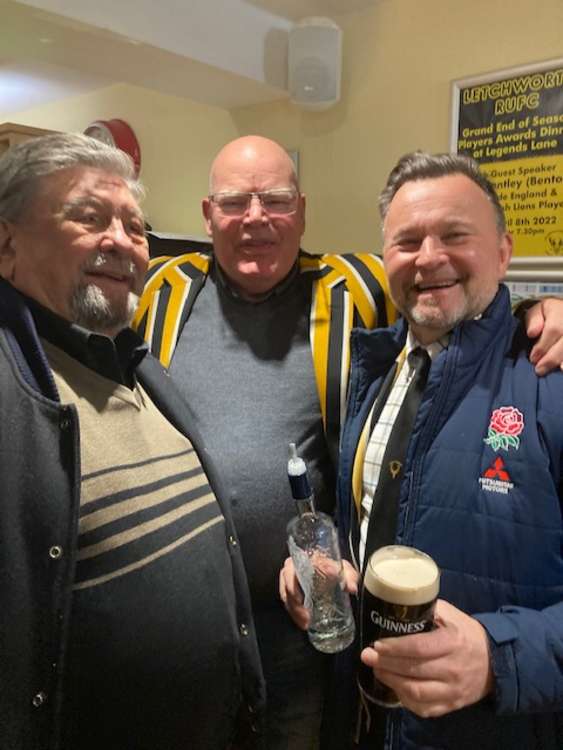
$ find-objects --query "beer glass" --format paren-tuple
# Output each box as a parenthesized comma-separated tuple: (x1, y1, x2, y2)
(358, 545, 440, 707)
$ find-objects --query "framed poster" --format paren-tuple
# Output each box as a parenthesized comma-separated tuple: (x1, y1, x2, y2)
(451, 58, 563, 263)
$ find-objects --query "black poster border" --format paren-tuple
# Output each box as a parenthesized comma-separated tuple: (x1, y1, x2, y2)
(450, 57, 563, 274)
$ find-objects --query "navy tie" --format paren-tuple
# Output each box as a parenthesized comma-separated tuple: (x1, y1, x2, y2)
(363, 347, 431, 567)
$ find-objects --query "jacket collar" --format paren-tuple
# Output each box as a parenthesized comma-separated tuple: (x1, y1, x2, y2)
(347, 285, 516, 410)
(0, 278, 59, 399)
(351, 284, 513, 375)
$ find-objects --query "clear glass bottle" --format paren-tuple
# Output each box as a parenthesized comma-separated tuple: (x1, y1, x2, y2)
(286, 444, 355, 653)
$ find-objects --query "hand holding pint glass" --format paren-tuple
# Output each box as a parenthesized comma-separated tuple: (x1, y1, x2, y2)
(359, 545, 440, 708)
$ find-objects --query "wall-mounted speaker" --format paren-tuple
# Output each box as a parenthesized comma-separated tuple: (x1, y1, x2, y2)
(288, 17, 342, 111)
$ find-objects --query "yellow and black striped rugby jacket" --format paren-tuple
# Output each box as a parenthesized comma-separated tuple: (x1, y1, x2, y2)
(133, 249, 396, 462)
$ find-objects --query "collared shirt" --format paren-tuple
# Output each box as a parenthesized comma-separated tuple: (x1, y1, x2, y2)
(25, 295, 148, 389)
(359, 330, 448, 565)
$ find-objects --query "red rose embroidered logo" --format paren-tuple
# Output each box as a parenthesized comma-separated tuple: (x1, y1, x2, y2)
(484, 406, 524, 452)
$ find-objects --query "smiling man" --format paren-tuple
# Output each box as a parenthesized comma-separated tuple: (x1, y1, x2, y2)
(135, 135, 392, 748)
(334, 152, 563, 749)
(0, 133, 264, 750)
(202, 136, 306, 300)
(382, 170, 512, 342)
(3, 164, 147, 334)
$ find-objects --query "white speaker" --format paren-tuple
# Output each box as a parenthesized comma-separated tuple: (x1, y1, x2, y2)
(288, 17, 342, 111)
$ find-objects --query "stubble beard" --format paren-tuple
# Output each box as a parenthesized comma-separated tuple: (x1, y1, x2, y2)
(402, 282, 499, 336)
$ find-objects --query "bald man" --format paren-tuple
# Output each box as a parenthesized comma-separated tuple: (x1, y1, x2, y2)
(134, 136, 563, 748)
(134, 136, 391, 747)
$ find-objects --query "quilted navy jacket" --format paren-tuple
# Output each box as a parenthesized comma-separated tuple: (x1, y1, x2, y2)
(336, 285, 563, 749)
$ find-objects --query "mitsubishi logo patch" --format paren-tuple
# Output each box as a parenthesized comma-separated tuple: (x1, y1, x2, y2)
(479, 456, 514, 495)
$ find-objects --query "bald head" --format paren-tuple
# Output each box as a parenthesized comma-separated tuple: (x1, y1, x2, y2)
(209, 135, 299, 194)
(202, 135, 305, 301)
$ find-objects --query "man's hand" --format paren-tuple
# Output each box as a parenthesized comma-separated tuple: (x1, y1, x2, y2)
(360, 599, 493, 718)
(279, 557, 359, 630)
(525, 298, 563, 375)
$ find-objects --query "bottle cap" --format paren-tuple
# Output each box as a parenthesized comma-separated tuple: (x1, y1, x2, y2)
(287, 442, 312, 500)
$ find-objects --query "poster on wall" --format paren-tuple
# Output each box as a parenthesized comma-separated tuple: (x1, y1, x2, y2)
(451, 58, 563, 261)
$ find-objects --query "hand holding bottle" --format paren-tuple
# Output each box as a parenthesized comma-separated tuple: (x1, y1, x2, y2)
(284, 443, 356, 653)
(280, 556, 359, 630)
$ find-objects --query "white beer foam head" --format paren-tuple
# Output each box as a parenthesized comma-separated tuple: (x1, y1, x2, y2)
(366, 545, 440, 606)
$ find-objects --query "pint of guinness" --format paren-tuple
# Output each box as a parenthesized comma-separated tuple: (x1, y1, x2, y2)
(358, 545, 440, 708)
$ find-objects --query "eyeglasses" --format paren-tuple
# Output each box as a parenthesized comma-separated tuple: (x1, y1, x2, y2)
(209, 189, 299, 217)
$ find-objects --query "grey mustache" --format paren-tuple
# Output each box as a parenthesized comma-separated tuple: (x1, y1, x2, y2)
(82, 253, 136, 277)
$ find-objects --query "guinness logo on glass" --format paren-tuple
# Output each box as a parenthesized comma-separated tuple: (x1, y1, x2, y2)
(358, 545, 440, 708)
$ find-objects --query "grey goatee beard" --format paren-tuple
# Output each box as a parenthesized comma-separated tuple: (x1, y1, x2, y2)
(71, 253, 139, 336)
(71, 284, 139, 335)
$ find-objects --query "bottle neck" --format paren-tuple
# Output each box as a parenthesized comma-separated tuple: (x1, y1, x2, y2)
(295, 496, 315, 516)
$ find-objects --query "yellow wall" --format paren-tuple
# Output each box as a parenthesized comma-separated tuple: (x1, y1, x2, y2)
(7, 83, 238, 235)
(231, 0, 563, 253)
(5, 0, 562, 251)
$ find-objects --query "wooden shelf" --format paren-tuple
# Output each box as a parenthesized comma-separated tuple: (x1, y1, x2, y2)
(0, 122, 58, 157)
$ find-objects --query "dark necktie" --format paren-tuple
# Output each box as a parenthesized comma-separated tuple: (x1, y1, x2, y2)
(363, 347, 431, 568)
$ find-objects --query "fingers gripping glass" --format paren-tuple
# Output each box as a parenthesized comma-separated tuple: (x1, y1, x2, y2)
(209, 189, 299, 216)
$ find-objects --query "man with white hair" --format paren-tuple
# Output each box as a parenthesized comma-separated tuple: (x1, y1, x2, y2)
(0, 133, 264, 750)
